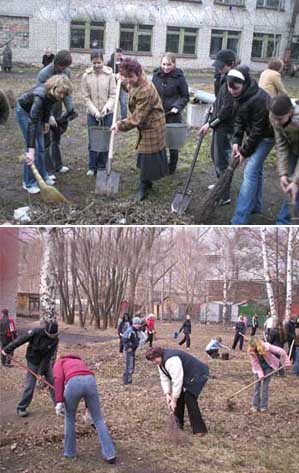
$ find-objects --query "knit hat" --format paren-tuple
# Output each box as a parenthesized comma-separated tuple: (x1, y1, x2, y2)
(132, 317, 142, 325)
(212, 49, 236, 69)
(1, 309, 8, 316)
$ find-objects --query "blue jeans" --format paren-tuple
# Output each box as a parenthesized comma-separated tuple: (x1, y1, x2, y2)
(231, 138, 274, 224)
(252, 367, 272, 410)
(17, 361, 55, 410)
(119, 88, 128, 119)
(87, 113, 113, 171)
(16, 102, 49, 187)
(64, 375, 116, 460)
(293, 347, 299, 376)
(276, 152, 299, 224)
(123, 350, 135, 384)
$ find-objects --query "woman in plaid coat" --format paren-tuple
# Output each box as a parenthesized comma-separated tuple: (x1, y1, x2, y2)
(111, 58, 168, 201)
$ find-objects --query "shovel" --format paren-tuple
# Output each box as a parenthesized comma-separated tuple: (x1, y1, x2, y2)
(30, 162, 70, 204)
(95, 77, 122, 196)
(171, 106, 211, 214)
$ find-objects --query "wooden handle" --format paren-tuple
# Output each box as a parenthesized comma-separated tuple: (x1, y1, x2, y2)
(107, 78, 122, 174)
(30, 162, 46, 189)
(228, 365, 285, 401)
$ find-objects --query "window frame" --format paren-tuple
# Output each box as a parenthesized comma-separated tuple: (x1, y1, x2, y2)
(256, 0, 285, 11)
(166, 26, 198, 57)
(214, 0, 246, 7)
(251, 33, 281, 61)
(70, 20, 105, 52)
(119, 23, 153, 54)
(209, 29, 241, 58)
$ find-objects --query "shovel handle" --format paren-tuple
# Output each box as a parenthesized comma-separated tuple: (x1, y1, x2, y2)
(10, 357, 55, 390)
(107, 78, 122, 175)
(228, 365, 285, 401)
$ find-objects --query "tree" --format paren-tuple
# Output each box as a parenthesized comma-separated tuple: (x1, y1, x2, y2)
(39, 228, 57, 323)
(260, 228, 278, 319)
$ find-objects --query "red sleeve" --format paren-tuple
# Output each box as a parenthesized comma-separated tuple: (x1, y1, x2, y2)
(53, 359, 65, 403)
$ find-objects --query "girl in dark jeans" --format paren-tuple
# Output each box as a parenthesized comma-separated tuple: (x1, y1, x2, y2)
(152, 52, 189, 174)
(178, 314, 192, 349)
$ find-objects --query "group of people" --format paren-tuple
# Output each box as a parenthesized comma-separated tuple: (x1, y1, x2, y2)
(1, 308, 298, 466)
(11, 46, 299, 221)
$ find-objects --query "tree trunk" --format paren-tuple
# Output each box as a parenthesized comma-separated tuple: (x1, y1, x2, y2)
(285, 227, 294, 320)
(40, 228, 57, 323)
(260, 228, 277, 318)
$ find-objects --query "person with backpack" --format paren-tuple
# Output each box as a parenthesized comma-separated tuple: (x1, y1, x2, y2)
(1, 320, 59, 417)
(117, 313, 131, 353)
(146, 346, 209, 436)
(122, 316, 142, 385)
(53, 353, 116, 463)
(0, 309, 17, 366)
(178, 314, 192, 350)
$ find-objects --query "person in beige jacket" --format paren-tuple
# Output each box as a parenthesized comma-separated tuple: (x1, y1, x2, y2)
(81, 50, 116, 175)
(259, 59, 287, 97)
(269, 95, 299, 224)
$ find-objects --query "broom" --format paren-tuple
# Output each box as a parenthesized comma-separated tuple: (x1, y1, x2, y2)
(194, 156, 240, 224)
(30, 162, 70, 204)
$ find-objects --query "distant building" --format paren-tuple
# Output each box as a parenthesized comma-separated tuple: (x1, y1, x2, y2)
(1, 0, 299, 71)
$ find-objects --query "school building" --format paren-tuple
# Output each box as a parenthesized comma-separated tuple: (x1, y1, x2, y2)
(1, 0, 299, 71)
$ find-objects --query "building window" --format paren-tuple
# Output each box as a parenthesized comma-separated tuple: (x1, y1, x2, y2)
(166, 27, 198, 56)
(29, 296, 40, 312)
(256, 0, 284, 10)
(0, 16, 29, 48)
(210, 30, 241, 57)
(290, 36, 299, 60)
(119, 24, 153, 53)
(251, 33, 281, 60)
(214, 0, 245, 6)
(70, 21, 105, 50)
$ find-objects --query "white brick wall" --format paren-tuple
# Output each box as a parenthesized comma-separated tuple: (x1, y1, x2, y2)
(0, 0, 298, 71)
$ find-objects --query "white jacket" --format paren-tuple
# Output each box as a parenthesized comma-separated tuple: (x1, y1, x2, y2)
(158, 356, 184, 399)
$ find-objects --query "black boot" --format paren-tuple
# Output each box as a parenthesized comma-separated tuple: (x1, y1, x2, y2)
(144, 180, 153, 189)
(169, 150, 179, 174)
(135, 181, 147, 201)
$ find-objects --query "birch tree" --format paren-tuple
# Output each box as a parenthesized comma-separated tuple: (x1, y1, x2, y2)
(39, 228, 57, 323)
(285, 227, 295, 320)
(260, 228, 277, 319)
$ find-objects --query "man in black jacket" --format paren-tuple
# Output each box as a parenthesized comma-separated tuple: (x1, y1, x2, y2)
(2, 320, 59, 417)
(146, 346, 209, 435)
(227, 66, 274, 224)
(107, 48, 127, 119)
(200, 49, 236, 204)
(178, 314, 192, 349)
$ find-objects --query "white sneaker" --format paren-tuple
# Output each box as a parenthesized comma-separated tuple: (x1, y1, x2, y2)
(45, 178, 55, 186)
(86, 170, 94, 176)
(58, 166, 69, 174)
(48, 174, 57, 181)
(23, 183, 40, 194)
(208, 184, 216, 190)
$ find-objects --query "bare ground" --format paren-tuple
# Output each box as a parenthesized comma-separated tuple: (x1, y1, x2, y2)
(1, 68, 298, 225)
(0, 320, 298, 473)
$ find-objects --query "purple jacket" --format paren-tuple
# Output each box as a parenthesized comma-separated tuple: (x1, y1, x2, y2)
(249, 343, 291, 379)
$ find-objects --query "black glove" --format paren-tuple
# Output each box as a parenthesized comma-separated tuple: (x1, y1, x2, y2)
(57, 109, 78, 125)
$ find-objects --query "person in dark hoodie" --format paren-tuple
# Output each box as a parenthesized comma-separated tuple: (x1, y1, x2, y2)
(227, 66, 274, 224)
(178, 314, 192, 350)
(117, 312, 131, 353)
(53, 353, 116, 463)
(152, 52, 189, 174)
(200, 49, 236, 205)
(146, 346, 209, 436)
(2, 320, 59, 417)
(16, 74, 73, 194)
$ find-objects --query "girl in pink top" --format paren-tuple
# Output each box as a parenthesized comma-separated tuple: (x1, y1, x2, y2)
(248, 337, 291, 412)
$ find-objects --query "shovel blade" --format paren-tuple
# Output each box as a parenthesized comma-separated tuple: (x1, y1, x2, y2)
(95, 170, 120, 196)
(171, 191, 191, 215)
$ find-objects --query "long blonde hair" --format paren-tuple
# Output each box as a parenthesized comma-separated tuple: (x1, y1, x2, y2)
(248, 336, 267, 355)
(45, 74, 73, 98)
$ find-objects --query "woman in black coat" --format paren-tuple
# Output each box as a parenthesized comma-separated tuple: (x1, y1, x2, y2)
(152, 53, 189, 174)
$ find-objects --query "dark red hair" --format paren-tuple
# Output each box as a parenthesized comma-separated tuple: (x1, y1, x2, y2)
(119, 58, 142, 77)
